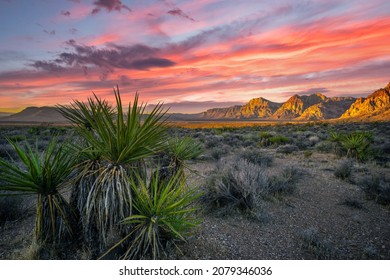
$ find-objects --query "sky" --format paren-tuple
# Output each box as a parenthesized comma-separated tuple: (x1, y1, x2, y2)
(0, 0, 389, 113)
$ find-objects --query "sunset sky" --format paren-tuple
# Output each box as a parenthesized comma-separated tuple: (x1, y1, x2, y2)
(0, 0, 389, 113)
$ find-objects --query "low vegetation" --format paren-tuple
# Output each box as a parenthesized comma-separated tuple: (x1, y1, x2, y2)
(1, 108, 389, 260)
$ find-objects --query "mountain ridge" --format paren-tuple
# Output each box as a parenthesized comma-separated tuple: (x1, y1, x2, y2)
(1, 82, 389, 123)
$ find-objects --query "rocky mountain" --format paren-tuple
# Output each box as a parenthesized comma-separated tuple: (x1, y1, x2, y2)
(240, 97, 281, 118)
(2, 83, 389, 123)
(202, 97, 281, 119)
(296, 97, 356, 120)
(340, 83, 390, 119)
(0, 106, 67, 123)
(201, 83, 390, 121)
(272, 93, 328, 119)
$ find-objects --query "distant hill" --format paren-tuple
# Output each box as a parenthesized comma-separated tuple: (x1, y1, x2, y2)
(0, 106, 67, 123)
(1, 82, 389, 123)
(0, 112, 12, 118)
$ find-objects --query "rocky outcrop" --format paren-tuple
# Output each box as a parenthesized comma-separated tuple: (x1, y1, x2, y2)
(341, 83, 390, 119)
(297, 97, 356, 120)
(272, 93, 328, 120)
(202, 97, 280, 119)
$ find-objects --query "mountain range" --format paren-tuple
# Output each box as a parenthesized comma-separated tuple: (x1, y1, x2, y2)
(201, 82, 390, 121)
(1, 82, 389, 123)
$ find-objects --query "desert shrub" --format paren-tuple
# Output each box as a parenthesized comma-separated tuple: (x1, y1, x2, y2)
(341, 197, 364, 210)
(314, 141, 333, 153)
(269, 135, 289, 145)
(276, 144, 299, 154)
(204, 158, 269, 216)
(27, 126, 42, 136)
(210, 146, 228, 160)
(258, 131, 273, 141)
(204, 135, 222, 148)
(204, 158, 300, 217)
(257, 131, 273, 147)
(300, 227, 335, 260)
(268, 166, 301, 195)
(222, 133, 242, 147)
(238, 149, 273, 167)
(334, 159, 353, 180)
(308, 135, 320, 146)
(101, 169, 200, 260)
(359, 174, 390, 205)
(304, 150, 313, 158)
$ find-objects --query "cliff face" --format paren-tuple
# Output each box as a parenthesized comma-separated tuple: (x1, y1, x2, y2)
(202, 105, 242, 119)
(297, 97, 356, 120)
(341, 83, 390, 119)
(202, 97, 281, 119)
(240, 97, 281, 118)
(272, 93, 328, 120)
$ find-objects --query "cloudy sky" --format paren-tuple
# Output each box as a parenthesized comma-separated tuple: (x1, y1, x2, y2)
(0, 0, 389, 113)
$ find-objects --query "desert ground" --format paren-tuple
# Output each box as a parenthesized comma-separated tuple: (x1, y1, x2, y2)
(0, 121, 389, 260)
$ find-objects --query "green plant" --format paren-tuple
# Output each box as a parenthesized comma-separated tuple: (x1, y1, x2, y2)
(259, 131, 273, 139)
(340, 132, 372, 161)
(161, 136, 203, 179)
(269, 135, 289, 145)
(101, 169, 200, 260)
(56, 98, 114, 130)
(328, 131, 345, 157)
(0, 138, 78, 253)
(59, 87, 168, 251)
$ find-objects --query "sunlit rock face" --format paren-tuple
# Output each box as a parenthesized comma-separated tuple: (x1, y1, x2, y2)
(341, 83, 390, 119)
(202, 97, 280, 119)
(272, 93, 331, 120)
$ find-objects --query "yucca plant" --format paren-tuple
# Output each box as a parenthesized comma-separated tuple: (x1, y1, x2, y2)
(56, 98, 114, 130)
(340, 131, 372, 161)
(100, 168, 200, 260)
(0, 138, 78, 254)
(60, 86, 168, 251)
(328, 131, 345, 157)
(158, 136, 203, 181)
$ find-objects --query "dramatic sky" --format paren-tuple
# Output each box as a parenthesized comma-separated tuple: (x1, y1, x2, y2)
(0, 0, 389, 113)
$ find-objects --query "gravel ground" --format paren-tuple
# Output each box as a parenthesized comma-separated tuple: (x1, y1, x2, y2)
(1, 150, 389, 260)
(174, 151, 390, 260)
